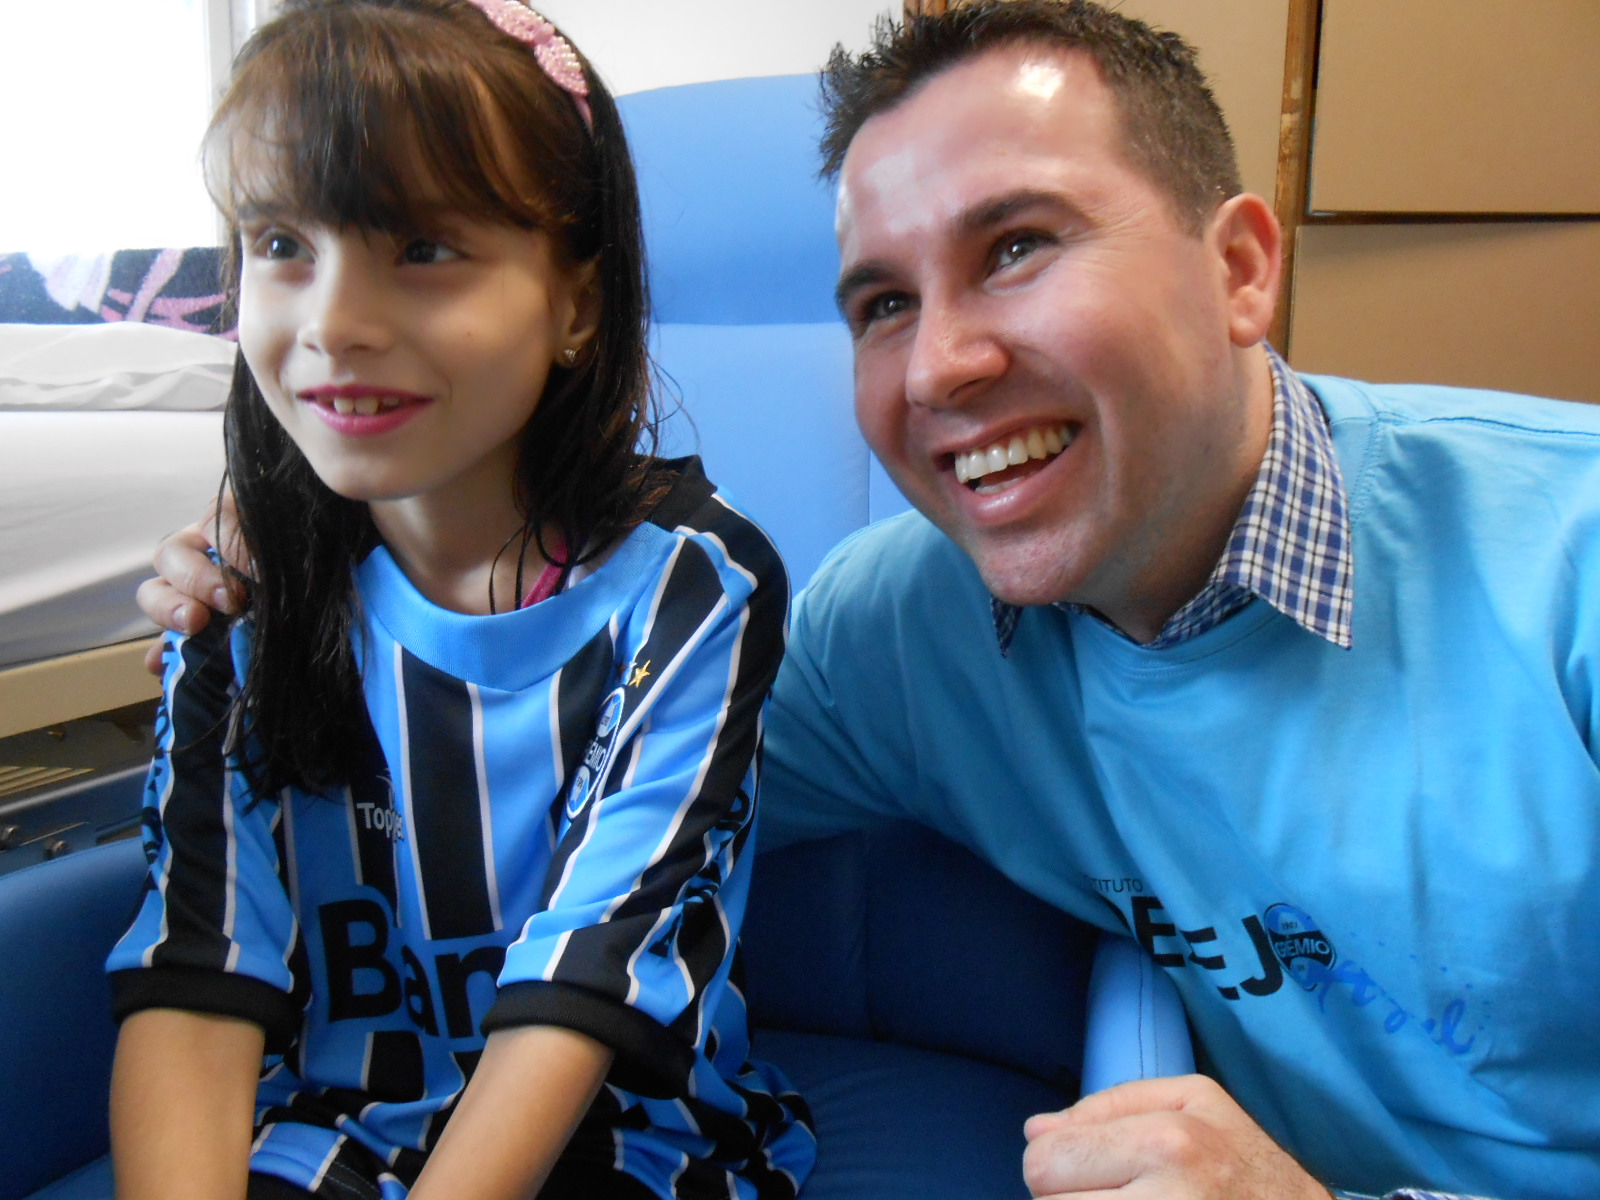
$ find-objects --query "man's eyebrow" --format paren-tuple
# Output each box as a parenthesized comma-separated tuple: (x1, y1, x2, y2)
(834, 263, 894, 316)
(833, 189, 1079, 314)
(955, 188, 1074, 235)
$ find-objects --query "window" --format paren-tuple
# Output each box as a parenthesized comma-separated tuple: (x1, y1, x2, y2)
(0, 0, 267, 252)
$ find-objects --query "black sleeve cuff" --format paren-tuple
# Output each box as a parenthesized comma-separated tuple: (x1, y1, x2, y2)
(482, 981, 694, 1099)
(110, 967, 301, 1056)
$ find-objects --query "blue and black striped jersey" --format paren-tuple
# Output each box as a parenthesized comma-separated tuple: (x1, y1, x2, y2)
(108, 460, 815, 1200)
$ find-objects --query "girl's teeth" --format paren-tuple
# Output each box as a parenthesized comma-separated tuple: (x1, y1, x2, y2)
(328, 395, 401, 416)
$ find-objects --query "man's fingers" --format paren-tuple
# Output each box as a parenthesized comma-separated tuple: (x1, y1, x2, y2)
(1023, 1113, 1140, 1197)
(1054, 1075, 1214, 1124)
(136, 577, 212, 638)
(1024, 1076, 1204, 1147)
(209, 489, 253, 580)
(1024, 1076, 1330, 1200)
(142, 636, 166, 678)
(1024, 1109, 1075, 1139)
(148, 521, 241, 617)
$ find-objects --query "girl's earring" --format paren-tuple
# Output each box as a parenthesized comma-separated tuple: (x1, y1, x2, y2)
(561, 347, 580, 367)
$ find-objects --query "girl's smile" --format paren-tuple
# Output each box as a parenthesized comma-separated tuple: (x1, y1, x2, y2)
(297, 383, 432, 435)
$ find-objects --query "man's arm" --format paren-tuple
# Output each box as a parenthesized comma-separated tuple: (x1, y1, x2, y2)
(110, 1008, 265, 1200)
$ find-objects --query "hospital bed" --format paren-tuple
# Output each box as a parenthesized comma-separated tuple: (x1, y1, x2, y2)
(0, 259, 235, 738)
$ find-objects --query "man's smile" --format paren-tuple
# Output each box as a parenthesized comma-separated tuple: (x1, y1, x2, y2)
(952, 421, 1076, 493)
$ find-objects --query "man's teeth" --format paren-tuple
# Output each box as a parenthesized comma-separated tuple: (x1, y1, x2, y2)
(953, 424, 1073, 485)
(329, 395, 408, 416)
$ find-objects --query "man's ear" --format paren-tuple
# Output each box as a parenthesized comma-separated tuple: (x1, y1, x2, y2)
(1209, 193, 1281, 349)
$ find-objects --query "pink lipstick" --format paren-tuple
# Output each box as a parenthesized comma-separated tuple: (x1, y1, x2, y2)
(298, 384, 431, 437)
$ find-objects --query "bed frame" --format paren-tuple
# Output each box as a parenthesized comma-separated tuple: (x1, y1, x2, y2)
(0, 639, 160, 741)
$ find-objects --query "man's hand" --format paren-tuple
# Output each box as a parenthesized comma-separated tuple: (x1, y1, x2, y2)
(137, 493, 249, 674)
(1024, 1075, 1331, 1200)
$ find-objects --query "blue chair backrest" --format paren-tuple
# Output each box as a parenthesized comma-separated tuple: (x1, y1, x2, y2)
(620, 74, 912, 588)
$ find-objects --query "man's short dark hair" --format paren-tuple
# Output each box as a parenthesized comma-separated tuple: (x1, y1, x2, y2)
(818, 0, 1244, 233)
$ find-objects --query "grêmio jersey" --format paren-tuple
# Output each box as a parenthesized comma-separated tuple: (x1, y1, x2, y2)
(108, 459, 816, 1200)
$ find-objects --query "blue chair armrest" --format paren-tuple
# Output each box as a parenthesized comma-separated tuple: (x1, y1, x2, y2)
(0, 838, 145, 1200)
(1081, 931, 1194, 1095)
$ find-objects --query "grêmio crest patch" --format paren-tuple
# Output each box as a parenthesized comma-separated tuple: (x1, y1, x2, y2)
(1263, 902, 1337, 989)
(566, 686, 628, 822)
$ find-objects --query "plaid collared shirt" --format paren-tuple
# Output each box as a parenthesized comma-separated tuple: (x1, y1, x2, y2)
(992, 351, 1354, 653)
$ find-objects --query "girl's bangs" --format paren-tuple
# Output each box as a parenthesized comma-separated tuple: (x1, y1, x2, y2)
(207, 9, 548, 235)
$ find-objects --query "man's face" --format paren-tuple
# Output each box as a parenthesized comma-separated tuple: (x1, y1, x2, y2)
(835, 45, 1269, 631)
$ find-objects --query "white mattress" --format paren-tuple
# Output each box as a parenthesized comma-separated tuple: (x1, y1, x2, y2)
(0, 323, 233, 668)
(0, 410, 226, 667)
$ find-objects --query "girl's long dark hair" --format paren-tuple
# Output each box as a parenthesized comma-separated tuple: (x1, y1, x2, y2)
(211, 0, 660, 795)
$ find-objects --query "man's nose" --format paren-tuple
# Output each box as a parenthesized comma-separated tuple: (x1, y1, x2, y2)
(902, 296, 1006, 409)
(299, 250, 393, 358)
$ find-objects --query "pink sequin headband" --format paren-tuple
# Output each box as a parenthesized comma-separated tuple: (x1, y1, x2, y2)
(462, 0, 593, 130)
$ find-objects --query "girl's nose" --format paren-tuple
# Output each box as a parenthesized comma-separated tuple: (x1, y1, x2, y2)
(299, 246, 394, 358)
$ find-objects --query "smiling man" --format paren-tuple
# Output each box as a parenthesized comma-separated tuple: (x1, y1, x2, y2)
(759, 3, 1600, 1198)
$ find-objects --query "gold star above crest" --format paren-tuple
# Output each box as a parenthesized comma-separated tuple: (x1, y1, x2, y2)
(628, 659, 652, 687)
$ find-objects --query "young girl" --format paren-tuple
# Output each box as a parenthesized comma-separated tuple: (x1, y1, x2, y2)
(105, 4, 814, 1199)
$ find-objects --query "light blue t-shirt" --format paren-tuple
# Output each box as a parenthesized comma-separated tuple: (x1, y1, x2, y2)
(763, 374, 1600, 1198)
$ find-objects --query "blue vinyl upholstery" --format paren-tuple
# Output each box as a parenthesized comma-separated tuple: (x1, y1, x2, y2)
(0, 834, 143, 1200)
(624, 74, 911, 588)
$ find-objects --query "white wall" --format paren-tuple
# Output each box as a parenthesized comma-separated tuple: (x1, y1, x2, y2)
(535, 0, 896, 95)
(536, 2, 1286, 195)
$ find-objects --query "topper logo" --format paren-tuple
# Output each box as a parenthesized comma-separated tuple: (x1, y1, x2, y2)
(354, 802, 405, 842)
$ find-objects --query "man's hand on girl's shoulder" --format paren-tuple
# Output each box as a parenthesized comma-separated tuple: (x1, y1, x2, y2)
(138, 492, 251, 674)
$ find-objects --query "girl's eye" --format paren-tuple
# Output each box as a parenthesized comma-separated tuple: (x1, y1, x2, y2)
(399, 238, 461, 265)
(255, 232, 304, 261)
(994, 232, 1049, 270)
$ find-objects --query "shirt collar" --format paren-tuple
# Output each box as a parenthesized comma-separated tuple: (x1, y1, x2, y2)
(991, 350, 1354, 653)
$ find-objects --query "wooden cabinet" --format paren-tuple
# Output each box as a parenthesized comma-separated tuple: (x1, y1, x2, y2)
(1287, 0, 1600, 402)
(1310, 0, 1600, 214)
(1289, 221, 1600, 402)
